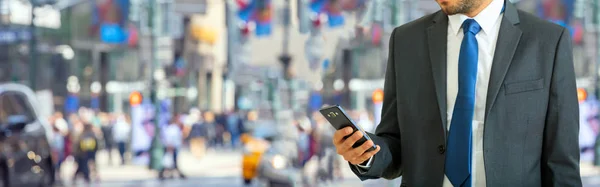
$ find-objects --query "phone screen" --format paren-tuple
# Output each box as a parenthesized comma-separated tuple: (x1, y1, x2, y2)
(319, 105, 376, 150)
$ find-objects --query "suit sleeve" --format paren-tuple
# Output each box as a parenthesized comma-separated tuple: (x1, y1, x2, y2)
(541, 28, 582, 187)
(350, 27, 403, 180)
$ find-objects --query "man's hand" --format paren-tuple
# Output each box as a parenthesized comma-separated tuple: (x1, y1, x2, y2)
(333, 127, 381, 165)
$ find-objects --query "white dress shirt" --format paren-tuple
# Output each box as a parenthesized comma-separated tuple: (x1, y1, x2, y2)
(444, 0, 504, 186)
(356, 1, 504, 186)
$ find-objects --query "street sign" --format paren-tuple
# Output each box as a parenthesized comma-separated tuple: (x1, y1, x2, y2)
(106, 81, 147, 94)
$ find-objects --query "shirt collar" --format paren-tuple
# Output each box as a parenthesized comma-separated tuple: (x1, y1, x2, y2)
(448, 0, 505, 36)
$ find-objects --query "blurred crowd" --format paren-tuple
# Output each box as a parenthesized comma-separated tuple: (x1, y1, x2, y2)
(45, 106, 378, 185)
(48, 109, 132, 184)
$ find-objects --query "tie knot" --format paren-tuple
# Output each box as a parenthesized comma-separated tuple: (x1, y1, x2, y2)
(462, 19, 481, 35)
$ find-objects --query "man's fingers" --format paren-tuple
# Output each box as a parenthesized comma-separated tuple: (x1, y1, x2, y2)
(347, 140, 374, 159)
(340, 131, 363, 151)
(350, 145, 381, 165)
(333, 127, 354, 145)
(362, 145, 381, 160)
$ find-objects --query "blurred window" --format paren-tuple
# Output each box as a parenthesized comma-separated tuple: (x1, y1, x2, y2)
(0, 91, 35, 126)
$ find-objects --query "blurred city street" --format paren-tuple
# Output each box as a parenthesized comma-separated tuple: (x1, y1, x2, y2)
(56, 149, 403, 187)
(49, 149, 600, 187)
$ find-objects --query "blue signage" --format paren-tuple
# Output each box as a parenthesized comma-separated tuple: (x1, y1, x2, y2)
(90, 96, 100, 110)
(64, 94, 80, 114)
(0, 29, 31, 44)
(308, 92, 323, 112)
(0, 31, 17, 44)
(100, 23, 127, 43)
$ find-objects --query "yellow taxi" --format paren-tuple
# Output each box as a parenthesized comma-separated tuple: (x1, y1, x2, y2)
(241, 133, 270, 184)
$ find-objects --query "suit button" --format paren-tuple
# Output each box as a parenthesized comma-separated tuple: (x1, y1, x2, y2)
(438, 145, 445, 154)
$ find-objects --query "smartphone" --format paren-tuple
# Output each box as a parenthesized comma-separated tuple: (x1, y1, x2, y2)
(319, 105, 377, 152)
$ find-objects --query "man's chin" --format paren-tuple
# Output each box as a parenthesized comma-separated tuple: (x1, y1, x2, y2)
(441, 7, 464, 15)
(441, 8, 455, 15)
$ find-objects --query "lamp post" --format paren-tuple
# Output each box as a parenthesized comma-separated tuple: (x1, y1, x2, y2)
(592, 0, 600, 167)
(29, 0, 38, 90)
(280, 0, 294, 110)
(147, 0, 164, 171)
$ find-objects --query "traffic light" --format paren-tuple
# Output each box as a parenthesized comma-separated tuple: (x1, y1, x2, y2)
(577, 88, 587, 103)
(130, 91, 143, 106)
(372, 89, 384, 103)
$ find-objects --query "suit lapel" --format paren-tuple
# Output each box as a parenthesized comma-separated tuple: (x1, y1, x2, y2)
(427, 12, 449, 138)
(485, 2, 522, 121)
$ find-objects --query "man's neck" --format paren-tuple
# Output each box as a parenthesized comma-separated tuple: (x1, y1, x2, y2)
(465, 0, 495, 17)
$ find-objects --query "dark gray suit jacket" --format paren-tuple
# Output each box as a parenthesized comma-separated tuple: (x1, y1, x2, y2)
(351, 2, 582, 187)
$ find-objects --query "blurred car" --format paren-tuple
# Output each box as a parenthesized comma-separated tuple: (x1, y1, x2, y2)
(255, 118, 303, 187)
(241, 121, 276, 185)
(0, 83, 54, 187)
(256, 138, 303, 187)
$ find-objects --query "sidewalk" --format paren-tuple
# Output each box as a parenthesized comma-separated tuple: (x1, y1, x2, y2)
(57, 150, 600, 186)
(59, 149, 242, 183)
(582, 162, 600, 177)
(59, 150, 155, 182)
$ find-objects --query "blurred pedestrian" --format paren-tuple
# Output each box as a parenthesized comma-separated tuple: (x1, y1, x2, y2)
(203, 112, 218, 148)
(296, 116, 312, 166)
(215, 112, 227, 148)
(159, 118, 187, 180)
(112, 114, 131, 165)
(225, 110, 242, 149)
(100, 113, 115, 164)
(188, 111, 216, 159)
(50, 117, 67, 182)
(242, 110, 259, 134)
(72, 123, 99, 183)
(53, 112, 69, 134)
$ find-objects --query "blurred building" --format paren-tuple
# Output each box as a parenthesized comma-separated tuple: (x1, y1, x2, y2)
(189, 0, 228, 113)
(0, 0, 69, 112)
(230, 0, 388, 113)
(64, 0, 140, 113)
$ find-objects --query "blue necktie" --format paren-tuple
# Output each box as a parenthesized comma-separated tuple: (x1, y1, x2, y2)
(445, 19, 481, 187)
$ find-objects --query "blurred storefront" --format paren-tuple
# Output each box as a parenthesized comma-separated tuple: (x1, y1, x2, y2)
(61, 0, 140, 113)
(189, 0, 228, 113)
(0, 0, 73, 112)
(57, 0, 212, 114)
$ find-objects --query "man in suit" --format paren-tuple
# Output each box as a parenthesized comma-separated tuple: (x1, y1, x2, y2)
(332, 0, 582, 186)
